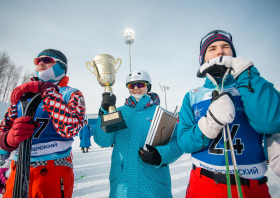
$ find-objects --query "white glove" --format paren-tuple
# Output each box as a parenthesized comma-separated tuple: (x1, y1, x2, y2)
(266, 133, 280, 177)
(198, 92, 236, 139)
(197, 56, 254, 79)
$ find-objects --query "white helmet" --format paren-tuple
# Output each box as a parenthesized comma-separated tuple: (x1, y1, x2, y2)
(126, 70, 152, 92)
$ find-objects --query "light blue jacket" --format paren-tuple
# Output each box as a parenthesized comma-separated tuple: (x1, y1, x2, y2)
(178, 67, 280, 153)
(79, 124, 91, 148)
(94, 94, 183, 198)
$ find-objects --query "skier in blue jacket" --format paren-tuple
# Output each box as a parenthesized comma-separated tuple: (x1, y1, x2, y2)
(79, 120, 91, 153)
(94, 70, 183, 198)
(177, 30, 280, 198)
(0, 49, 85, 197)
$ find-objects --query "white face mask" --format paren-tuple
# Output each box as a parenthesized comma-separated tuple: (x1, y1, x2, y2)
(131, 94, 143, 102)
(36, 63, 65, 83)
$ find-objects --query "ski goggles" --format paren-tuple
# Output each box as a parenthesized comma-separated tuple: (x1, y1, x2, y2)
(34, 56, 67, 66)
(200, 30, 232, 49)
(127, 81, 149, 89)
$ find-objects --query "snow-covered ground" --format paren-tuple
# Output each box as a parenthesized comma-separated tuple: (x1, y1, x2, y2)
(72, 136, 280, 198)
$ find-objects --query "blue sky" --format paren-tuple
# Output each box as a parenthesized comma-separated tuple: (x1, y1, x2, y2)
(1, 0, 279, 113)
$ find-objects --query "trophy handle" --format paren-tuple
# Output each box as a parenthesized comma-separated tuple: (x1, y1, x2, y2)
(86, 61, 97, 76)
(114, 58, 122, 73)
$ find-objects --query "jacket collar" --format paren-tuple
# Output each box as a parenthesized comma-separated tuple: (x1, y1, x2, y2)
(31, 76, 69, 87)
(204, 75, 236, 89)
(125, 92, 160, 111)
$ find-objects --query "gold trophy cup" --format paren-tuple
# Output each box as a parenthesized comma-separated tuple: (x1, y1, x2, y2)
(86, 54, 127, 133)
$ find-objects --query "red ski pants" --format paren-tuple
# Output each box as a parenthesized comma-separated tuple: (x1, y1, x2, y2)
(3, 159, 74, 198)
(185, 168, 271, 198)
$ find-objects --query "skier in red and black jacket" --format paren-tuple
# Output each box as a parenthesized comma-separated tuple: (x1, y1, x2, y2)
(0, 49, 86, 197)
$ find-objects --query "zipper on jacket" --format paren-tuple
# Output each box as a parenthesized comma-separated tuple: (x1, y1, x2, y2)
(201, 134, 205, 149)
(60, 178, 65, 198)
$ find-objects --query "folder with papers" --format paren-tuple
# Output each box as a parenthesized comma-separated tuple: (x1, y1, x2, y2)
(144, 106, 178, 150)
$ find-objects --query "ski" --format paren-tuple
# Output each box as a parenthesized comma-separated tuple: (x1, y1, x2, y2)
(12, 93, 42, 198)
(74, 175, 86, 181)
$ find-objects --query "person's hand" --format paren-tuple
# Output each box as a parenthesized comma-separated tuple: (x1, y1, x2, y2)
(101, 92, 116, 111)
(6, 116, 40, 148)
(139, 144, 161, 166)
(198, 56, 253, 79)
(10, 81, 59, 105)
(11, 81, 44, 105)
(198, 91, 235, 139)
(40, 82, 59, 96)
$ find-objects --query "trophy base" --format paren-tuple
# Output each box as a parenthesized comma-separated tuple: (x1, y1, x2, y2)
(101, 111, 127, 133)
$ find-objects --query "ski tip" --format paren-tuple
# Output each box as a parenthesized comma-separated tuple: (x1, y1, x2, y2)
(74, 175, 86, 181)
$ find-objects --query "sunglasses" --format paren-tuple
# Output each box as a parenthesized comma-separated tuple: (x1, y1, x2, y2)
(127, 81, 148, 89)
(200, 30, 232, 49)
(34, 56, 67, 66)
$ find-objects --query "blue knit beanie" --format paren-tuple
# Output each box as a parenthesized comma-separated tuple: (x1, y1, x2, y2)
(37, 49, 68, 74)
(199, 33, 236, 66)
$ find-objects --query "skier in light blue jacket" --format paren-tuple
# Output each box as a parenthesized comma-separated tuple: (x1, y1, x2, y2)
(79, 120, 91, 153)
(177, 30, 280, 198)
(94, 70, 183, 198)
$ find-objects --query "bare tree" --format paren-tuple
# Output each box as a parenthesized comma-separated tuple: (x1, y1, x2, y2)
(0, 51, 10, 97)
(21, 69, 36, 84)
(0, 52, 9, 77)
(2, 65, 23, 102)
(0, 51, 23, 102)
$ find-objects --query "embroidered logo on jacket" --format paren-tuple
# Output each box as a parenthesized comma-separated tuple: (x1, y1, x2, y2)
(194, 106, 204, 120)
(78, 97, 85, 108)
(192, 88, 199, 93)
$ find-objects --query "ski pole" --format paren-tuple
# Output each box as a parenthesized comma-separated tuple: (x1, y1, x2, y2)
(226, 124, 243, 198)
(206, 73, 232, 198)
(221, 69, 244, 198)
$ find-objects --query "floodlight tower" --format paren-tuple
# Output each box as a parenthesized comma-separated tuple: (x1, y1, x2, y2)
(124, 29, 135, 72)
(159, 83, 170, 110)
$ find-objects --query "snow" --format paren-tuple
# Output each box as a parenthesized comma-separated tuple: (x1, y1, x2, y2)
(72, 136, 280, 198)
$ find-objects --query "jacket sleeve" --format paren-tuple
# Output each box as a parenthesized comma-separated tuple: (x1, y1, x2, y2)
(266, 133, 280, 177)
(94, 107, 115, 147)
(88, 126, 91, 138)
(0, 105, 18, 151)
(79, 128, 82, 139)
(155, 124, 183, 167)
(235, 67, 280, 134)
(177, 93, 211, 153)
(42, 87, 85, 138)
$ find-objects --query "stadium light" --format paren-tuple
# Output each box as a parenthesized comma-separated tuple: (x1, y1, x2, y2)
(124, 29, 135, 72)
